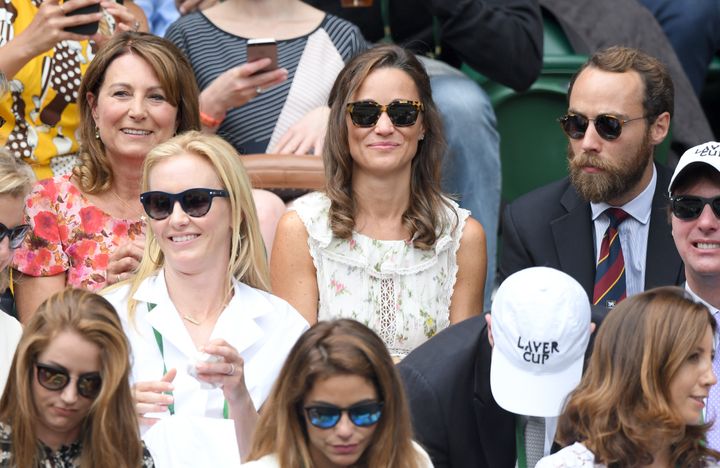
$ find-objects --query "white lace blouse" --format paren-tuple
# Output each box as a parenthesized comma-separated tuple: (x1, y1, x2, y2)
(292, 192, 468, 359)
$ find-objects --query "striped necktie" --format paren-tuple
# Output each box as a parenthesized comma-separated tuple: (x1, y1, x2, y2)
(593, 208, 630, 309)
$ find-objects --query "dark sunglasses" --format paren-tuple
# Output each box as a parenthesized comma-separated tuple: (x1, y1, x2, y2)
(0, 223, 30, 249)
(558, 113, 645, 141)
(304, 401, 384, 429)
(347, 100, 423, 127)
(140, 188, 229, 221)
(35, 362, 102, 399)
(670, 195, 720, 220)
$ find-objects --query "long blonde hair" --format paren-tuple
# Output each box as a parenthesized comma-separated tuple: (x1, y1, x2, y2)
(0, 289, 143, 468)
(0, 149, 34, 291)
(125, 131, 270, 321)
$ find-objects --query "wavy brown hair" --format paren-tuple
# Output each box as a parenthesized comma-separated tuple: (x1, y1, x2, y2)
(0, 289, 143, 468)
(556, 286, 720, 467)
(74, 32, 200, 194)
(248, 319, 425, 467)
(323, 44, 455, 250)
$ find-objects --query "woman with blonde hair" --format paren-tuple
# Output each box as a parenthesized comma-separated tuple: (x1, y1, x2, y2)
(103, 131, 307, 464)
(243, 319, 432, 467)
(271, 44, 486, 360)
(0, 150, 33, 393)
(0, 288, 153, 467)
(12, 31, 200, 322)
(537, 286, 720, 467)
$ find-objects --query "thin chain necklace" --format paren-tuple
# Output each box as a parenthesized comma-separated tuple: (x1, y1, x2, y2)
(110, 188, 145, 222)
(183, 290, 232, 325)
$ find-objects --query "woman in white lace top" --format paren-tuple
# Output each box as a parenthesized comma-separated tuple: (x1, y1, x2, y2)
(270, 44, 487, 359)
(537, 287, 720, 468)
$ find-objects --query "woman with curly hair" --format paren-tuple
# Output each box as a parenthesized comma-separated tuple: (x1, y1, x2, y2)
(537, 286, 720, 467)
(271, 44, 486, 360)
(0, 288, 153, 467)
(12, 32, 200, 323)
(242, 318, 432, 467)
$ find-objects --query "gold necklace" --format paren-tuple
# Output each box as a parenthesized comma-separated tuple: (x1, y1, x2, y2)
(110, 188, 145, 221)
(182, 291, 232, 326)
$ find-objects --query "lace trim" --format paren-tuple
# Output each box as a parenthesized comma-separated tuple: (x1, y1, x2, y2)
(377, 277, 396, 347)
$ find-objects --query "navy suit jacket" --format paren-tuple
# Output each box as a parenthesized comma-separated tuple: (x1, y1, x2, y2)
(397, 316, 516, 468)
(499, 162, 684, 298)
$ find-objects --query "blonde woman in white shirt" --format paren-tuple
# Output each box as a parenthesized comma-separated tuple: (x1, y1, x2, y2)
(104, 131, 308, 464)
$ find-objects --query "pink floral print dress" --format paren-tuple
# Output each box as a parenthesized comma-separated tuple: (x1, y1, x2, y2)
(13, 175, 145, 291)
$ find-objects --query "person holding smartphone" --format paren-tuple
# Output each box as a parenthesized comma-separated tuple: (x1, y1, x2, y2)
(0, 0, 148, 180)
(164, 0, 366, 254)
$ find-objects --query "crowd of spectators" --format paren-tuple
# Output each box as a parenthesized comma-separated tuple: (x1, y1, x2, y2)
(1, 0, 720, 466)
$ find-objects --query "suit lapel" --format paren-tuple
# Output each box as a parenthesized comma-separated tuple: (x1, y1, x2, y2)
(645, 164, 685, 288)
(551, 185, 596, 298)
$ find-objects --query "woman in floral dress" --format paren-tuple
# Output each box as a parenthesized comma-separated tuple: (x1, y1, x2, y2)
(12, 32, 199, 322)
(270, 45, 487, 360)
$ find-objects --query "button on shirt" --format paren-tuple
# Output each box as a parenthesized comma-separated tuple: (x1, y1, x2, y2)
(590, 165, 656, 298)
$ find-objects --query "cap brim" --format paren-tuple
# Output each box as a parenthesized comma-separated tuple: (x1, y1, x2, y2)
(490, 347, 584, 417)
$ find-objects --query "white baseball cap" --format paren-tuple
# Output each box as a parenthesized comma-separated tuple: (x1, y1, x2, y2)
(668, 141, 720, 195)
(490, 267, 591, 417)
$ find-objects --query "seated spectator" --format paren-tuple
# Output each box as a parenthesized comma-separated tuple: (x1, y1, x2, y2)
(397, 266, 591, 468)
(306, 0, 545, 310)
(242, 318, 433, 467)
(103, 131, 308, 464)
(0, 288, 154, 467)
(271, 44, 486, 360)
(165, 0, 367, 254)
(666, 141, 720, 450)
(0, 0, 148, 180)
(12, 32, 200, 323)
(0, 149, 33, 393)
(537, 286, 719, 467)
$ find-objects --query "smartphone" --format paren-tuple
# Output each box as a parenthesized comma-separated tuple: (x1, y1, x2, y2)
(247, 38, 278, 73)
(63, 0, 101, 36)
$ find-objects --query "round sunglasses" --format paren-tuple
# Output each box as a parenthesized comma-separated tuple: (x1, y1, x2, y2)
(670, 195, 720, 220)
(0, 222, 30, 249)
(140, 188, 229, 221)
(346, 100, 423, 127)
(35, 362, 102, 399)
(558, 113, 645, 141)
(303, 401, 384, 429)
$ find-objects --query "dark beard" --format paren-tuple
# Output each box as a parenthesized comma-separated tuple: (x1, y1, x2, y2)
(567, 133, 653, 203)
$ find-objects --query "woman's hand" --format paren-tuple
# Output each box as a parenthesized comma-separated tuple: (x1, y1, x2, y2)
(199, 59, 288, 127)
(105, 236, 144, 285)
(273, 106, 330, 155)
(90, 1, 147, 49)
(133, 368, 177, 426)
(194, 339, 252, 406)
(13, 0, 103, 60)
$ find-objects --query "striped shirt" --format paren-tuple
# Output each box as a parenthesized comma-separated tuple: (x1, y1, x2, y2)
(166, 13, 366, 154)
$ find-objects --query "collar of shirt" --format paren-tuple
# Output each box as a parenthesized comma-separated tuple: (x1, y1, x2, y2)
(590, 163, 656, 223)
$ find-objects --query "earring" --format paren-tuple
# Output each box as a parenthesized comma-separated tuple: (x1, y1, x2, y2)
(419, 134, 425, 141)
(95, 127, 100, 140)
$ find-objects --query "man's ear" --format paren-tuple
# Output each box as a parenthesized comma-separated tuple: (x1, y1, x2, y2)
(649, 111, 671, 146)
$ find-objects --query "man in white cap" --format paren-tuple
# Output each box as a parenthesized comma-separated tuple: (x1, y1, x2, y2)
(398, 266, 591, 468)
(667, 141, 720, 450)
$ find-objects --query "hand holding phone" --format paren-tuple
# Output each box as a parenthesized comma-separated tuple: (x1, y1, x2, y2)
(247, 38, 278, 74)
(62, 0, 101, 35)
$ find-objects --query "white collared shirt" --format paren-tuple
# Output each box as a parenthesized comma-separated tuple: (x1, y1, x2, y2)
(590, 165, 656, 298)
(104, 270, 309, 419)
